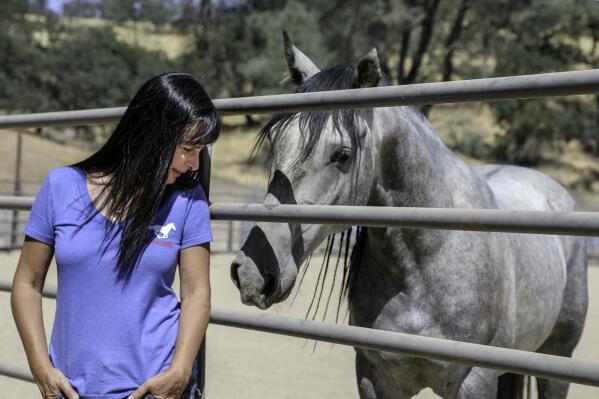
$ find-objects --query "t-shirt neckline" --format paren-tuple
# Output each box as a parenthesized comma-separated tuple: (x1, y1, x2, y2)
(75, 167, 130, 225)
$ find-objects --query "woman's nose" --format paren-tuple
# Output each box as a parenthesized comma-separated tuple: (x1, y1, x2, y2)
(187, 151, 200, 171)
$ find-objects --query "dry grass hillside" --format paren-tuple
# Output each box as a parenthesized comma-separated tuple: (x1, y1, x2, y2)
(29, 15, 193, 60)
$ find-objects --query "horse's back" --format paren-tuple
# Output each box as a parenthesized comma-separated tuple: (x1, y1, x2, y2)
(473, 164, 575, 212)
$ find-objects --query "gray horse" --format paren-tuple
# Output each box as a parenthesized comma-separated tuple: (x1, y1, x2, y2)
(230, 33, 588, 398)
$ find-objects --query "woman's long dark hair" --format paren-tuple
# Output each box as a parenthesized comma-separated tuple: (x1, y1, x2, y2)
(70, 72, 220, 285)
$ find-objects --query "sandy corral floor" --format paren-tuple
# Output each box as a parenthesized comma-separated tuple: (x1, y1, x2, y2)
(0, 249, 597, 399)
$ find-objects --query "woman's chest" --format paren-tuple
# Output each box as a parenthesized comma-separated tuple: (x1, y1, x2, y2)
(53, 199, 188, 277)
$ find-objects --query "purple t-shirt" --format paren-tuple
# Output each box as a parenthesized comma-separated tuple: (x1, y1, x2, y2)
(24, 166, 212, 399)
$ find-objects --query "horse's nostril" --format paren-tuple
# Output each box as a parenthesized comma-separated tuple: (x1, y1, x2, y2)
(230, 262, 241, 289)
(263, 274, 277, 300)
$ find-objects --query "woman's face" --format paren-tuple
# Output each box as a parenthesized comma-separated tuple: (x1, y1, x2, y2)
(167, 143, 206, 184)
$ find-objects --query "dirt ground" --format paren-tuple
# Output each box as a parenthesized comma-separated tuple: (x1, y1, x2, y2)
(0, 247, 597, 399)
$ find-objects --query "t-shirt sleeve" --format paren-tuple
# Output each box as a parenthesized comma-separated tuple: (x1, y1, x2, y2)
(24, 173, 55, 246)
(180, 184, 213, 250)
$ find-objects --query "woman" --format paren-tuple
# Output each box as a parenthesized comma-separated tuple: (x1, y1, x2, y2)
(11, 72, 220, 399)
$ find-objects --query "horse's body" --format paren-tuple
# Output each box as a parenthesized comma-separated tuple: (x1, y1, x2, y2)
(348, 108, 587, 398)
(230, 33, 588, 398)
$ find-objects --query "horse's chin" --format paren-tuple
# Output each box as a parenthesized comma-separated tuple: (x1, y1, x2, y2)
(245, 284, 294, 310)
(241, 292, 270, 309)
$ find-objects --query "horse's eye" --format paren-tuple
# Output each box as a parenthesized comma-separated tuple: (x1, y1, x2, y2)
(330, 148, 351, 164)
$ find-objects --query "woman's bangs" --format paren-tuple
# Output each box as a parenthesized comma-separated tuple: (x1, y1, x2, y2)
(182, 115, 220, 146)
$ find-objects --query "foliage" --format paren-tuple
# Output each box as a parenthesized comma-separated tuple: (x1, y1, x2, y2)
(0, 2, 55, 112)
(479, 0, 599, 163)
(62, 0, 101, 18)
(241, 1, 329, 95)
(176, 1, 252, 99)
(1, 17, 171, 112)
(2, 0, 599, 166)
(0, 4, 171, 142)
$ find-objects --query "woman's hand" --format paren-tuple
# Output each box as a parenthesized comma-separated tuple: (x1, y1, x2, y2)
(35, 366, 79, 399)
(127, 366, 191, 399)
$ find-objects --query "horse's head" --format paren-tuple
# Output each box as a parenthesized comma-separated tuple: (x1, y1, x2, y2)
(231, 32, 382, 309)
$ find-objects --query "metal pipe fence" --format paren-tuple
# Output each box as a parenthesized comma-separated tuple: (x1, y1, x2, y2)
(1, 281, 598, 387)
(0, 364, 34, 383)
(0, 69, 598, 128)
(1, 197, 598, 237)
(0, 215, 244, 252)
(0, 186, 261, 252)
(1, 68, 599, 394)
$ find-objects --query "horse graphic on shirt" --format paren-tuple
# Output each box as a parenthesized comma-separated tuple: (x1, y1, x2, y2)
(149, 223, 176, 239)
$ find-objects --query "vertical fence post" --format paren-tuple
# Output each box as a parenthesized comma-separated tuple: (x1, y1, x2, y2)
(196, 144, 212, 398)
(10, 132, 22, 248)
(227, 220, 233, 252)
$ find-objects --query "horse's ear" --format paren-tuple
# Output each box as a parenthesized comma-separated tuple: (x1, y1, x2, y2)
(354, 47, 381, 88)
(282, 30, 320, 86)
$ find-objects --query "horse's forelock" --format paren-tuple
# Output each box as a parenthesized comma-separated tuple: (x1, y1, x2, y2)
(253, 65, 366, 165)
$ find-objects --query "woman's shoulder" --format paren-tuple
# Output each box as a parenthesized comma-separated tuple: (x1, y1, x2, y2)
(175, 183, 208, 202)
(40, 166, 83, 197)
(45, 165, 83, 186)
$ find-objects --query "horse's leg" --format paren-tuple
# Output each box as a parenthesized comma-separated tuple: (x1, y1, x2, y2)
(355, 351, 418, 399)
(535, 239, 588, 399)
(455, 367, 499, 399)
(355, 351, 382, 399)
(496, 373, 525, 399)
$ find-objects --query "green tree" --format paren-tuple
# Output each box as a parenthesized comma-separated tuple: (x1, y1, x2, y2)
(62, 0, 100, 18)
(0, 11, 173, 142)
(177, 1, 252, 99)
(0, 1, 55, 112)
(41, 25, 173, 140)
(474, 0, 599, 163)
(137, 0, 177, 26)
(98, 0, 136, 22)
(41, 26, 172, 111)
(242, 1, 329, 95)
(178, 0, 327, 125)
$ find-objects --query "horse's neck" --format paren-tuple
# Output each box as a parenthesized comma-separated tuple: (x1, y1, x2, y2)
(359, 107, 495, 275)
(356, 107, 492, 308)
(367, 107, 487, 209)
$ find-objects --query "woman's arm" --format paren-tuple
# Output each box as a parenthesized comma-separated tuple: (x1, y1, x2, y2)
(11, 236, 78, 398)
(12, 237, 54, 376)
(169, 242, 211, 377)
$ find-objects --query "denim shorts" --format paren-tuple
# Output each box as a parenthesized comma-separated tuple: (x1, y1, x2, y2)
(52, 359, 201, 399)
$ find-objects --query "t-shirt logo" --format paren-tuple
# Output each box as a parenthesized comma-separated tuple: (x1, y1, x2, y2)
(149, 222, 177, 239)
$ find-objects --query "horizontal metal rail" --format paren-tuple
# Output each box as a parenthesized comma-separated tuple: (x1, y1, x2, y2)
(211, 310, 599, 387)
(1, 281, 598, 387)
(1, 69, 598, 128)
(209, 203, 599, 236)
(0, 280, 55, 298)
(2, 197, 598, 236)
(0, 364, 34, 383)
(0, 281, 53, 383)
